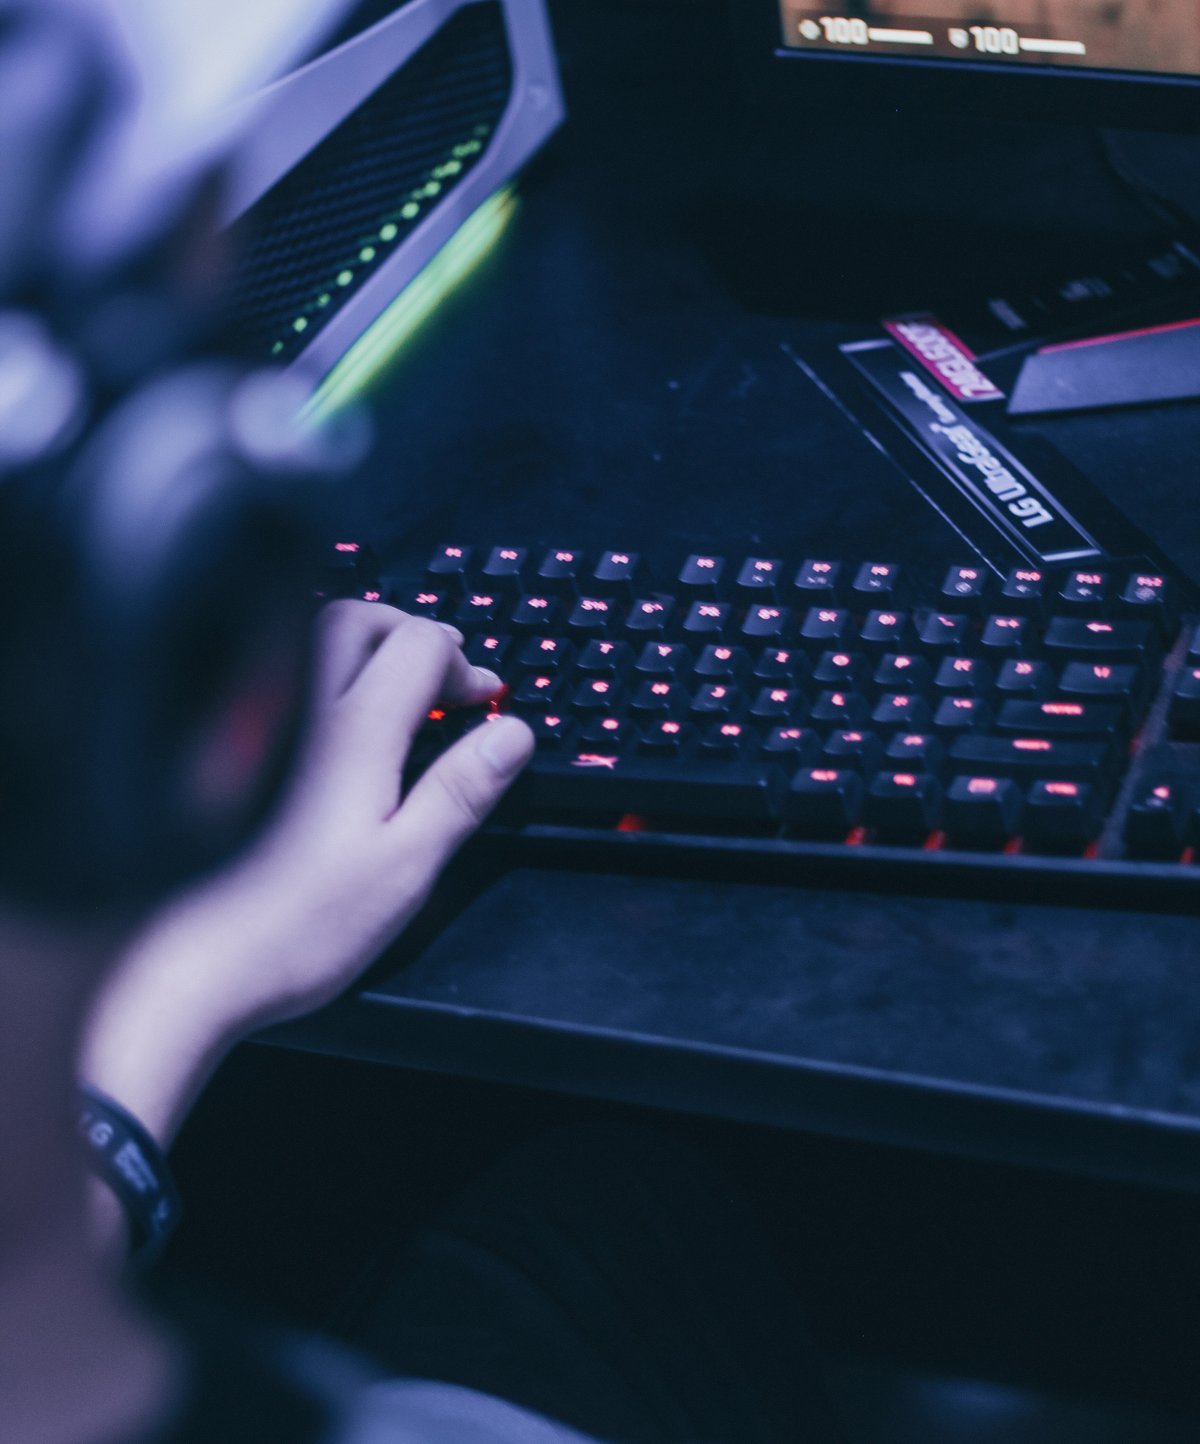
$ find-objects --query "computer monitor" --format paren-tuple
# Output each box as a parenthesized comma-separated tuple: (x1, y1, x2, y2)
(748, 0, 1200, 129)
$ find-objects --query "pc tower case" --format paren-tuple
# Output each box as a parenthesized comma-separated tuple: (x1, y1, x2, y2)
(223, 0, 563, 381)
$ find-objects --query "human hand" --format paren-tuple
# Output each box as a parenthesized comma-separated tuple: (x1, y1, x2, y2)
(81, 601, 533, 1144)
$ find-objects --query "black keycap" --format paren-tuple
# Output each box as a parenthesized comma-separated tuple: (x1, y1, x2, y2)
(1168, 666, 1200, 736)
(811, 649, 865, 687)
(520, 750, 784, 823)
(944, 775, 1023, 848)
(948, 735, 1111, 782)
(736, 557, 783, 597)
(394, 587, 446, 619)
(762, 726, 821, 762)
(690, 681, 742, 719)
(1057, 569, 1109, 614)
(481, 546, 529, 591)
(933, 695, 991, 735)
(1124, 778, 1190, 858)
(822, 729, 882, 774)
(863, 771, 942, 835)
(592, 550, 642, 597)
(996, 699, 1124, 740)
(800, 607, 851, 650)
(784, 768, 863, 834)
(933, 655, 991, 694)
(465, 633, 511, 669)
(871, 693, 932, 731)
(1042, 617, 1156, 663)
(580, 715, 632, 749)
(748, 685, 804, 724)
(1058, 660, 1140, 708)
(699, 720, 751, 759)
(455, 591, 503, 628)
(512, 673, 563, 710)
(999, 566, 1046, 614)
(518, 635, 573, 672)
(940, 565, 990, 613)
(536, 548, 583, 594)
(324, 539, 375, 587)
(526, 710, 573, 749)
(1022, 779, 1101, 852)
(754, 647, 807, 684)
(572, 676, 621, 715)
(851, 562, 902, 603)
(793, 559, 841, 603)
(873, 654, 931, 693)
(696, 644, 750, 681)
(810, 689, 868, 727)
(742, 604, 791, 642)
(682, 600, 732, 639)
(979, 614, 1030, 655)
(1118, 570, 1174, 633)
(567, 596, 618, 637)
(994, 658, 1051, 698)
(426, 544, 472, 587)
(678, 553, 725, 596)
(630, 678, 685, 718)
(638, 719, 690, 756)
(916, 611, 968, 654)
(860, 609, 911, 654)
(885, 732, 946, 776)
(635, 641, 691, 677)
(509, 594, 559, 631)
(576, 639, 632, 677)
(624, 597, 674, 637)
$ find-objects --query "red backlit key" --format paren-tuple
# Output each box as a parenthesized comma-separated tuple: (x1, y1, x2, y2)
(699, 720, 751, 760)
(1118, 571, 1174, 634)
(592, 550, 642, 597)
(509, 594, 559, 631)
(933, 695, 991, 735)
(527, 712, 573, 749)
(762, 726, 821, 762)
(948, 735, 1110, 782)
(465, 634, 511, 669)
(455, 592, 502, 628)
(916, 611, 968, 654)
(863, 772, 942, 835)
(1023, 779, 1101, 853)
(426, 544, 472, 588)
(851, 562, 902, 604)
(638, 719, 690, 756)
(748, 686, 804, 723)
(999, 566, 1046, 614)
(393, 587, 446, 619)
(682, 600, 732, 640)
(792, 559, 841, 604)
(1042, 617, 1156, 664)
(511, 673, 563, 712)
(944, 775, 1022, 848)
(940, 565, 990, 614)
(630, 679, 686, 718)
(536, 548, 583, 594)
(567, 596, 617, 637)
(933, 655, 992, 695)
(742, 604, 791, 642)
(580, 715, 632, 749)
(689, 681, 742, 720)
(1123, 778, 1190, 858)
(481, 546, 529, 592)
(678, 553, 725, 596)
(576, 639, 633, 677)
(518, 635, 573, 672)
(696, 644, 750, 681)
(754, 647, 806, 684)
(811, 649, 865, 687)
(996, 699, 1124, 741)
(994, 658, 1051, 699)
(800, 607, 851, 650)
(784, 768, 863, 835)
(634, 641, 691, 678)
(885, 733, 946, 777)
(736, 557, 783, 598)
(1058, 661, 1140, 709)
(572, 676, 622, 716)
(1057, 569, 1110, 615)
(979, 614, 1030, 656)
(810, 689, 868, 727)
(860, 609, 911, 654)
(871, 693, 932, 731)
(624, 597, 674, 637)
(873, 653, 931, 693)
(821, 729, 882, 774)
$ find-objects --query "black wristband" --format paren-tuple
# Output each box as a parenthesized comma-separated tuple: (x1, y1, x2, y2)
(78, 1084, 182, 1265)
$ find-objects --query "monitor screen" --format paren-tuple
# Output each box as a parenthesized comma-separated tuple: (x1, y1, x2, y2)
(777, 2, 1200, 79)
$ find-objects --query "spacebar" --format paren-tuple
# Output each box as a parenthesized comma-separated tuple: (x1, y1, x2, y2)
(516, 752, 786, 823)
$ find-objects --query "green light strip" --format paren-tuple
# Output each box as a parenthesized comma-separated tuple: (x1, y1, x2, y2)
(303, 183, 518, 422)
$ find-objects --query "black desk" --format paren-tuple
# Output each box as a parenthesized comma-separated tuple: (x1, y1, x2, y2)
(272, 0, 1200, 1193)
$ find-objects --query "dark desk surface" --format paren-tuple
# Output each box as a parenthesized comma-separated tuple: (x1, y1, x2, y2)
(271, 0, 1200, 1192)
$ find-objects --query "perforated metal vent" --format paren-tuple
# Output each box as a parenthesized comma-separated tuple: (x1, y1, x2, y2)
(230, 3, 512, 363)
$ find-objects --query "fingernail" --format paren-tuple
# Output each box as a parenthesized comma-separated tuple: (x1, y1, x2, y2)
(438, 623, 465, 645)
(478, 716, 534, 775)
(471, 666, 503, 694)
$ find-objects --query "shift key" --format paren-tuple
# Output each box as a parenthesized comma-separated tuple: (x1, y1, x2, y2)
(949, 734, 1114, 782)
(510, 750, 786, 824)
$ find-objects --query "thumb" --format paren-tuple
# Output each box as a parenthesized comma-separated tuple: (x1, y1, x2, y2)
(391, 716, 534, 874)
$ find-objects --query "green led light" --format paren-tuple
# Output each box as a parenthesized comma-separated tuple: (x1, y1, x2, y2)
(443, 160, 462, 176)
(293, 316, 308, 333)
(380, 223, 399, 242)
(304, 185, 519, 423)
(318, 293, 332, 308)
(359, 246, 377, 263)
(474, 124, 489, 137)
(271, 341, 284, 355)
(337, 269, 354, 287)
(423, 182, 441, 198)
(401, 202, 420, 220)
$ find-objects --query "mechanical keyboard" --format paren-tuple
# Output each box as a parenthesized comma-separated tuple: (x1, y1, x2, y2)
(322, 540, 1200, 907)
